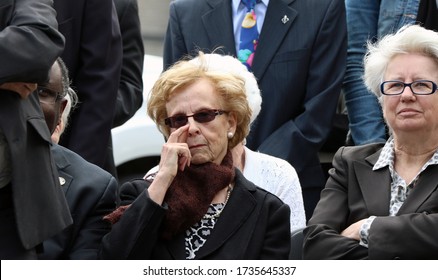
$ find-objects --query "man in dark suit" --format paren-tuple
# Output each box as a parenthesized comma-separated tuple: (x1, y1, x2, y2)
(54, 0, 123, 176)
(163, 0, 347, 219)
(37, 58, 118, 259)
(112, 0, 144, 128)
(0, 0, 72, 259)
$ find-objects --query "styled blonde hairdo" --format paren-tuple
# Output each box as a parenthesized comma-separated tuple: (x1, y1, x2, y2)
(364, 24, 438, 102)
(147, 52, 252, 149)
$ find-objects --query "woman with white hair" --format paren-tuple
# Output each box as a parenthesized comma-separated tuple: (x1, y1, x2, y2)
(304, 25, 438, 259)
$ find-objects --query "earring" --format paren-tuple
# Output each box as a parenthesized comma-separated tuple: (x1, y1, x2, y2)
(227, 132, 234, 139)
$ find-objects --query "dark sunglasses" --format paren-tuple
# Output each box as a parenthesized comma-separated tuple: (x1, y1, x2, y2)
(164, 109, 226, 128)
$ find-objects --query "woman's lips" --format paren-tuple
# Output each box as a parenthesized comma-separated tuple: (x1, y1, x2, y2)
(397, 108, 420, 116)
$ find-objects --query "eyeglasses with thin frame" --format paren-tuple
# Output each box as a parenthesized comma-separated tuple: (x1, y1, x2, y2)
(164, 109, 226, 128)
(380, 80, 438, 95)
(37, 86, 65, 104)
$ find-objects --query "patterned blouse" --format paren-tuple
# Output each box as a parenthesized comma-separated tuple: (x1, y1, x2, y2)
(185, 203, 225, 259)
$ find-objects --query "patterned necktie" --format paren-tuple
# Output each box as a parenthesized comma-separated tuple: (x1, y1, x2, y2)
(238, 0, 259, 70)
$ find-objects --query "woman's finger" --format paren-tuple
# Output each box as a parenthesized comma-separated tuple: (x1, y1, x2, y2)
(167, 124, 189, 143)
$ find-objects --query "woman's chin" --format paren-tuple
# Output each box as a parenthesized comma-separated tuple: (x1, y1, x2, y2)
(190, 155, 210, 165)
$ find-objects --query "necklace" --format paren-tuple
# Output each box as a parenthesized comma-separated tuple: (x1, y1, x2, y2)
(203, 184, 233, 219)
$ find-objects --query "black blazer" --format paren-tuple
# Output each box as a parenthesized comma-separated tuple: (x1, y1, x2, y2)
(39, 145, 118, 259)
(54, 0, 122, 168)
(112, 0, 144, 128)
(100, 171, 291, 259)
(0, 0, 72, 250)
(163, 0, 347, 217)
(304, 143, 438, 259)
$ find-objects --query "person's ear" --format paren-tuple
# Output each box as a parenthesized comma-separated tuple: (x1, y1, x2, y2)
(59, 99, 68, 117)
(227, 111, 237, 135)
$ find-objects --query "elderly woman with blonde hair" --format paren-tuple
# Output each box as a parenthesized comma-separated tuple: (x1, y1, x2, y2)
(144, 53, 306, 233)
(304, 25, 438, 259)
(100, 52, 291, 260)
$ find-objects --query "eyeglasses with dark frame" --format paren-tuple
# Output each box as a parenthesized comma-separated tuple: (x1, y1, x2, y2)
(164, 109, 226, 129)
(380, 80, 438, 95)
(36, 86, 65, 104)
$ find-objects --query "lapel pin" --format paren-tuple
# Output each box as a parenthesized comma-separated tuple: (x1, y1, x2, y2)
(59, 177, 66, 186)
(281, 15, 289, 24)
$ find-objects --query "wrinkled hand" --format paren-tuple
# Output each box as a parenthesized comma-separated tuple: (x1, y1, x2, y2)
(340, 219, 366, 241)
(0, 82, 37, 99)
(158, 124, 192, 177)
(148, 124, 192, 205)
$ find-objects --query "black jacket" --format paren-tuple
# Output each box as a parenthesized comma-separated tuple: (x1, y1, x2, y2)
(100, 170, 291, 259)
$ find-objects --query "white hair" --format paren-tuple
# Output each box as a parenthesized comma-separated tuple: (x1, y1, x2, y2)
(60, 87, 79, 134)
(364, 24, 438, 100)
(188, 53, 262, 125)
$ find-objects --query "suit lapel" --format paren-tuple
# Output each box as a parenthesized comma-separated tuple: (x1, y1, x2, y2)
(398, 164, 438, 214)
(353, 149, 391, 216)
(52, 145, 73, 195)
(252, 0, 297, 79)
(203, 0, 237, 56)
(194, 172, 257, 259)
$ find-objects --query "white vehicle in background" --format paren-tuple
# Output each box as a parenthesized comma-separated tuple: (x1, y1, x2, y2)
(111, 55, 164, 182)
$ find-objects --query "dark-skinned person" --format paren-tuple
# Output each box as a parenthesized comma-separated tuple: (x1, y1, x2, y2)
(37, 58, 118, 259)
(304, 24, 438, 260)
(0, 0, 72, 259)
(100, 52, 291, 260)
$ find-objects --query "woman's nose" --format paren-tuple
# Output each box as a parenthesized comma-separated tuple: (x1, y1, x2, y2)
(187, 117, 201, 135)
(400, 84, 416, 101)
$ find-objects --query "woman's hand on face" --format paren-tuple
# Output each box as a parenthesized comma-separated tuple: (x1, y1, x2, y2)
(159, 124, 192, 177)
(148, 125, 191, 205)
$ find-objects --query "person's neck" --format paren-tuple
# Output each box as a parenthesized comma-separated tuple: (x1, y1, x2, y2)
(231, 143, 246, 171)
(394, 133, 438, 162)
(393, 135, 438, 183)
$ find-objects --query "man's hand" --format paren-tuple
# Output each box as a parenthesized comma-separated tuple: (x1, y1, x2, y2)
(0, 82, 37, 99)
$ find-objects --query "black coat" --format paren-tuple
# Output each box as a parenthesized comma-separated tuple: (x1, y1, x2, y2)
(39, 145, 118, 259)
(112, 0, 144, 128)
(0, 0, 72, 251)
(54, 0, 122, 169)
(100, 170, 291, 259)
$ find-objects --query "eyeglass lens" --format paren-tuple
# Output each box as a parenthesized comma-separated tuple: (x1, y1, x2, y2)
(165, 110, 224, 128)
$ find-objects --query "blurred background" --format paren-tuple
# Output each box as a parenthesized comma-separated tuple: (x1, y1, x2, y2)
(138, 0, 171, 56)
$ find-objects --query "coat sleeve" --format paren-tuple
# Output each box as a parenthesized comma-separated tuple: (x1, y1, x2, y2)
(99, 180, 167, 259)
(68, 176, 118, 259)
(60, 0, 122, 167)
(112, 0, 144, 127)
(303, 147, 368, 259)
(162, 1, 188, 70)
(0, 0, 65, 84)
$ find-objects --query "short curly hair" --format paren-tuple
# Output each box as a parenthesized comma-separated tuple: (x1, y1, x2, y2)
(147, 52, 252, 149)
